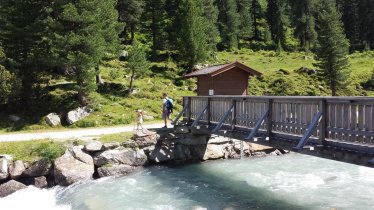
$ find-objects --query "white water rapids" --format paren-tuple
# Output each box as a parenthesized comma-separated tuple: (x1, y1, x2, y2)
(1, 153, 374, 210)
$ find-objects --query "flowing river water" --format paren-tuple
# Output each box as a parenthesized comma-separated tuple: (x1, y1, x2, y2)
(1, 153, 374, 210)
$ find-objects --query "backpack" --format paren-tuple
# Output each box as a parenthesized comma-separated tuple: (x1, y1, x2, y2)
(166, 99, 174, 113)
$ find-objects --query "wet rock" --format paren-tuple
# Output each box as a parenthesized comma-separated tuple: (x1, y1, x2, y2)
(103, 142, 120, 150)
(148, 145, 175, 163)
(84, 141, 104, 152)
(203, 144, 225, 160)
(34, 176, 48, 188)
(23, 159, 51, 177)
(94, 148, 147, 167)
(177, 135, 207, 146)
(0, 180, 27, 198)
(54, 152, 94, 186)
(66, 106, 92, 125)
(45, 113, 61, 126)
(9, 160, 26, 179)
(269, 149, 283, 156)
(0, 155, 12, 180)
(97, 164, 134, 178)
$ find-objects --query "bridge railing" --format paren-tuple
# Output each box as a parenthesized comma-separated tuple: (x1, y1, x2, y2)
(182, 96, 374, 146)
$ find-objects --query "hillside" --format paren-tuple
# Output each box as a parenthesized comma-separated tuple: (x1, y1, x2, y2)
(1, 50, 373, 133)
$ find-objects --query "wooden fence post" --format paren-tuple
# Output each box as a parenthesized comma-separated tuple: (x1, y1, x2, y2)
(267, 99, 273, 139)
(207, 97, 211, 126)
(231, 99, 237, 131)
(187, 97, 192, 124)
(319, 99, 327, 145)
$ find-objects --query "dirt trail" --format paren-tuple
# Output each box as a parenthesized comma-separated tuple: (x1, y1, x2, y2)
(0, 123, 167, 142)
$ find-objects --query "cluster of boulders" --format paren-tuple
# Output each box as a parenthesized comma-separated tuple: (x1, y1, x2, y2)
(0, 129, 287, 197)
(45, 106, 93, 126)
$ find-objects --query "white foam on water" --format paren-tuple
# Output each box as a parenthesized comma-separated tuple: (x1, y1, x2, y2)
(0, 186, 71, 210)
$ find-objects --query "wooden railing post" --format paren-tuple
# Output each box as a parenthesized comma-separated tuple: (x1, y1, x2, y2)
(187, 97, 192, 125)
(319, 99, 327, 145)
(231, 99, 237, 131)
(207, 97, 211, 126)
(267, 99, 273, 139)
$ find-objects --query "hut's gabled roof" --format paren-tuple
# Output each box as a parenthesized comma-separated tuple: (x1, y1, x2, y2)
(185, 61, 262, 78)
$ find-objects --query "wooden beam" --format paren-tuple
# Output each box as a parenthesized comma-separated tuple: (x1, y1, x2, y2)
(212, 102, 235, 133)
(172, 104, 190, 125)
(190, 104, 209, 128)
(245, 109, 269, 140)
(293, 111, 323, 151)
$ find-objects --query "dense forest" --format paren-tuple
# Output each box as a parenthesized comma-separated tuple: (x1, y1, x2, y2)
(0, 0, 374, 108)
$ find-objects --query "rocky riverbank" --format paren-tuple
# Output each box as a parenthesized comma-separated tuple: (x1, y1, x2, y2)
(0, 129, 287, 197)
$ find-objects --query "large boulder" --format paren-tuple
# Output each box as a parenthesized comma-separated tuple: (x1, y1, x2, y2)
(97, 164, 134, 178)
(203, 144, 226, 160)
(45, 113, 61, 126)
(94, 148, 147, 167)
(103, 142, 120, 150)
(54, 151, 94, 186)
(0, 155, 13, 180)
(66, 106, 92, 125)
(134, 129, 158, 148)
(148, 145, 175, 163)
(9, 160, 26, 179)
(84, 141, 103, 152)
(0, 180, 27, 197)
(22, 159, 51, 177)
(69, 146, 94, 165)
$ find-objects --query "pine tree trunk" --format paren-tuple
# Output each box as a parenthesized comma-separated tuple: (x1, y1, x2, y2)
(331, 81, 337, 96)
(129, 69, 135, 93)
(78, 90, 88, 106)
(130, 25, 135, 44)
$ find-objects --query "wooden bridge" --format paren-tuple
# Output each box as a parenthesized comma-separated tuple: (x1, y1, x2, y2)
(173, 96, 374, 166)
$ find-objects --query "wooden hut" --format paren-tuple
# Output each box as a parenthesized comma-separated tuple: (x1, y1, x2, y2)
(185, 61, 262, 96)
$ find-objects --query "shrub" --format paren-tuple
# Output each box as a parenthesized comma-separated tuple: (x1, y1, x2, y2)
(33, 142, 65, 163)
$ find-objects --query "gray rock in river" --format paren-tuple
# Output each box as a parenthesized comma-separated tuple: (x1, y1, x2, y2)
(97, 164, 134, 178)
(33, 176, 48, 188)
(0, 180, 27, 198)
(0, 155, 13, 180)
(203, 144, 225, 160)
(94, 147, 147, 167)
(54, 151, 94, 186)
(9, 160, 26, 179)
(22, 159, 51, 177)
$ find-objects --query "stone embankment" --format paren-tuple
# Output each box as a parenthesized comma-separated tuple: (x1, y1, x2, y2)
(0, 129, 287, 197)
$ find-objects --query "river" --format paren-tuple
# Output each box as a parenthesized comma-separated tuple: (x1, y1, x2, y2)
(1, 153, 374, 210)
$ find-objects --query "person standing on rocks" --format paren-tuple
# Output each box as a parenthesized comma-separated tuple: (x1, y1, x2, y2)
(162, 93, 173, 128)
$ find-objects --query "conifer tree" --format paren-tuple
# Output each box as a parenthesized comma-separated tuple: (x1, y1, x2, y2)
(117, 0, 144, 44)
(143, 0, 168, 56)
(178, 0, 209, 68)
(0, 46, 20, 104)
(217, 0, 240, 50)
(237, 0, 252, 47)
(290, 0, 317, 51)
(202, 0, 219, 56)
(314, 0, 351, 96)
(127, 41, 150, 92)
(342, 0, 360, 50)
(358, 0, 374, 50)
(51, 0, 121, 105)
(0, 0, 51, 102)
(267, 0, 290, 49)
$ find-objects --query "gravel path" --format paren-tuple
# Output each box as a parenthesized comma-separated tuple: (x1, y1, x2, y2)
(0, 123, 167, 142)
